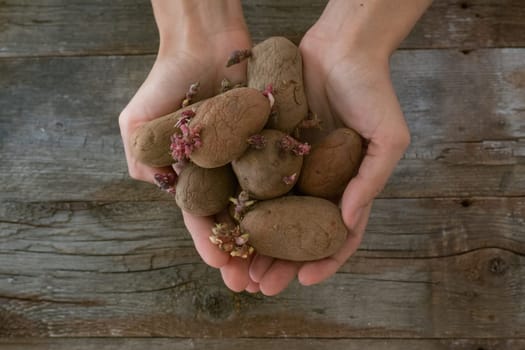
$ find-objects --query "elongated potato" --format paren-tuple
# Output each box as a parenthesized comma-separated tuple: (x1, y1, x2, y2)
(189, 87, 271, 168)
(241, 196, 347, 261)
(248, 37, 308, 133)
(175, 163, 236, 216)
(130, 101, 204, 167)
(232, 129, 303, 200)
(298, 128, 363, 198)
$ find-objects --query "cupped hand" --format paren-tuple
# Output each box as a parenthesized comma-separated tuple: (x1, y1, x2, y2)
(249, 26, 410, 295)
(119, 18, 259, 292)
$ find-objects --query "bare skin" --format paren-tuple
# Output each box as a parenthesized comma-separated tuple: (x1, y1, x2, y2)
(119, 0, 259, 292)
(119, 0, 433, 295)
(248, 0, 433, 295)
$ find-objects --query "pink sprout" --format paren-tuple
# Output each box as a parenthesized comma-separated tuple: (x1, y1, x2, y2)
(175, 109, 196, 128)
(262, 84, 275, 107)
(181, 82, 200, 108)
(279, 135, 311, 156)
(247, 134, 267, 149)
(226, 49, 252, 67)
(154, 173, 176, 194)
(282, 173, 298, 185)
(170, 120, 202, 162)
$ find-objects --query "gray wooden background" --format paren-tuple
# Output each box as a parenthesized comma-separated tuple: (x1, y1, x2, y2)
(1, 0, 524, 349)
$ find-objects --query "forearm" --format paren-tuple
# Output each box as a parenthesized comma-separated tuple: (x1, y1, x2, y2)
(151, 0, 247, 54)
(316, 0, 432, 59)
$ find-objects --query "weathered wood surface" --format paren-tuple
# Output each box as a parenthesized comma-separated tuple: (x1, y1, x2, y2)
(1, 338, 524, 350)
(1, 49, 523, 202)
(0, 198, 524, 337)
(1, 0, 525, 57)
(1, 0, 525, 344)
(1, 247, 523, 337)
(2, 198, 524, 258)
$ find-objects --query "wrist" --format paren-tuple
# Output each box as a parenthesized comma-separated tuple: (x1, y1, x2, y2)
(313, 0, 432, 60)
(152, 0, 247, 56)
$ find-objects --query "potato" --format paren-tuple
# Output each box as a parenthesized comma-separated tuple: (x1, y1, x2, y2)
(189, 87, 271, 168)
(130, 102, 204, 167)
(175, 163, 236, 216)
(241, 196, 347, 261)
(298, 128, 363, 198)
(248, 37, 308, 133)
(232, 129, 303, 200)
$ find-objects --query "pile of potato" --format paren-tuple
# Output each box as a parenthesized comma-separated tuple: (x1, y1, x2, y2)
(130, 37, 363, 262)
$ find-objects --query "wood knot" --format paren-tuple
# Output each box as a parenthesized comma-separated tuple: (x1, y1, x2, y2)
(195, 290, 234, 320)
(488, 257, 508, 275)
(460, 199, 473, 207)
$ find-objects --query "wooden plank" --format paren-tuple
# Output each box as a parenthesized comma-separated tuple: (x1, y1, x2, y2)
(0, 198, 524, 337)
(0, 0, 159, 57)
(0, 248, 523, 337)
(1, 0, 525, 58)
(1, 198, 524, 259)
(1, 338, 524, 350)
(406, 0, 525, 50)
(365, 197, 525, 257)
(1, 49, 524, 201)
(0, 54, 160, 202)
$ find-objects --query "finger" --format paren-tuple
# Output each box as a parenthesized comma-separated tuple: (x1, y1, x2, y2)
(341, 122, 408, 228)
(249, 254, 274, 283)
(298, 203, 371, 286)
(245, 279, 260, 294)
(118, 59, 212, 184)
(127, 58, 209, 120)
(220, 256, 252, 292)
(182, 211, 230, 268)
(259, 260, 301, 296)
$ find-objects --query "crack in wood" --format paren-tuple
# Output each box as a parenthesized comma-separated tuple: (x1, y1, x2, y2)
(0, 294, 103, 306)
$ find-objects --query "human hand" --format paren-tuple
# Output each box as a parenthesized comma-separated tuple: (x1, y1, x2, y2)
(119, 0, 259, 292)
(249, 0, 431, 295)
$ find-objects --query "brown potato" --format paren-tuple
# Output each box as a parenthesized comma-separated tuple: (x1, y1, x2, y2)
(232, 129, 303, 200)
(189, 87, 271, 168)
(248, 37, 308, 133)
(241, 196, 347, 261)
(130, 101, 204, 167)
(175, 163, 236, 217)
(298, 128, 363, 198)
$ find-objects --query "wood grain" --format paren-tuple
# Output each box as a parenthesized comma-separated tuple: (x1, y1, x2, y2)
(1, 0, 524, 343)
(1, 249, 523, 338)
(0, 198, 523, 337)
(0, 248, 523, 337)
(1, 198, 523, 259)
(1, 338, 524, 350)
(0, 50, 523, 202)
(1, 0, 525, 58)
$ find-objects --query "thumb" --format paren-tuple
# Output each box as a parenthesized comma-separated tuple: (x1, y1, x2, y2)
(340, 122, 409, 230)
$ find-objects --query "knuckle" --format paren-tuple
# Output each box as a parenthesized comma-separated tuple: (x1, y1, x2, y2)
(127, 166, 143, 181)
(118, 110, 129, 130)
(390, 127, 411, 151)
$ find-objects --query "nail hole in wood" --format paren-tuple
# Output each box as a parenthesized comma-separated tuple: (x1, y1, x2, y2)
(461, 199, 472, 207)
(460, 2, 469, 9)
